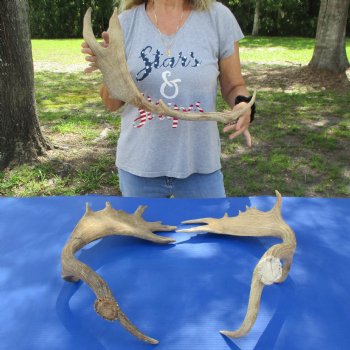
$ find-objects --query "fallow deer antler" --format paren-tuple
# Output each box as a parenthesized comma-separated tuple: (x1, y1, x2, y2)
(61, 202, 176, 344)
(83, 7, 256, 124)
(177, 191, 296, 337)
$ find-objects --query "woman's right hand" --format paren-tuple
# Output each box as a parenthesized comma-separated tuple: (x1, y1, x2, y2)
(81, 31, 110, 73)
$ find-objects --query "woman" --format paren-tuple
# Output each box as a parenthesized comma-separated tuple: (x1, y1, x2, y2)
(82, 0, 255, 198)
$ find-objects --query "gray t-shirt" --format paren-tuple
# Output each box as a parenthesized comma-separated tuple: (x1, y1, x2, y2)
(116, 1, 244, 178)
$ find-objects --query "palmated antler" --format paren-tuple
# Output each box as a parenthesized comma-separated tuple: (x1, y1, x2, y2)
(178, 191, 296, 338)
(83, 7, 256, 124)
(61, 202, 176, 344)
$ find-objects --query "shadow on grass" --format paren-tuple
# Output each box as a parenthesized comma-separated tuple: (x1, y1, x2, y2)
(218, 67, 349, 197)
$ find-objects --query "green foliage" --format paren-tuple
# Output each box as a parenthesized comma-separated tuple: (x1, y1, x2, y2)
(230, 0, 322, 37)
(28, 0, 349, 38)
(223, 0, 349, 38)
(28, 0, 116, 38)
(262, 0, 319, 36)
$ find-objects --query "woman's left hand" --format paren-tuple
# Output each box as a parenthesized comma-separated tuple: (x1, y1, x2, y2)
(223, 102, 252, 147)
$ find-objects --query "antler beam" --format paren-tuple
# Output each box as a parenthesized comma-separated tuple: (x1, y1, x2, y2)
(61, 202, 176, 344)
(178, 191, 296, 337)
(83, 7, 256, 124)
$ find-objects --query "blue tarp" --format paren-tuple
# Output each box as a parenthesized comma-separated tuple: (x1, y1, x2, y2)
(0, 195, 349, 350)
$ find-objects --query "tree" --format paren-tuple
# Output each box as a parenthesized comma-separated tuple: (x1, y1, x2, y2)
(0, 0, 49, 170)
(252, 0, 262, 36)
(309, 0, 350, 73)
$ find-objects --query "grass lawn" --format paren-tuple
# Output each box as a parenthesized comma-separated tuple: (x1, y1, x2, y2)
(1, 37, 349, 197)
(31, 36, 350, 65)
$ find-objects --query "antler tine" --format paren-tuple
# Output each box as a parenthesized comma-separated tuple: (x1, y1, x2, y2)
(107, 7, 122, 51)
(134, 205, 147, 216)
(83, 8, 103, 56)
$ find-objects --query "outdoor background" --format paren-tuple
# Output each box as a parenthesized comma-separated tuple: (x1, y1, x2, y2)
(0, 0, 349, 197)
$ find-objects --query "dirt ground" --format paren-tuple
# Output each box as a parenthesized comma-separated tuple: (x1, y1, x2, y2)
(242, 63, 350, 92)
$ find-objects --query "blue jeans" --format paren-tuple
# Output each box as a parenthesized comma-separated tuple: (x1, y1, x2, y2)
(118, 169, 226, 198)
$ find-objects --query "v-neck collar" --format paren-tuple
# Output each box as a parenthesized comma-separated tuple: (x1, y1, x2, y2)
(141, 2, 193, 38)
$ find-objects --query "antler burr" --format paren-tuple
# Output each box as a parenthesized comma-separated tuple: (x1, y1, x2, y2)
(83, 7, 256, 124)
(61, 202, 176, 344)
(178, 191, 296, 337)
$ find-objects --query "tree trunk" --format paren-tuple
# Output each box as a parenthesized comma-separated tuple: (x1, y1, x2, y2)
(252, 0, 261, 36)
(309, 0, 350, 73)
(0, 0, 50, 170)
